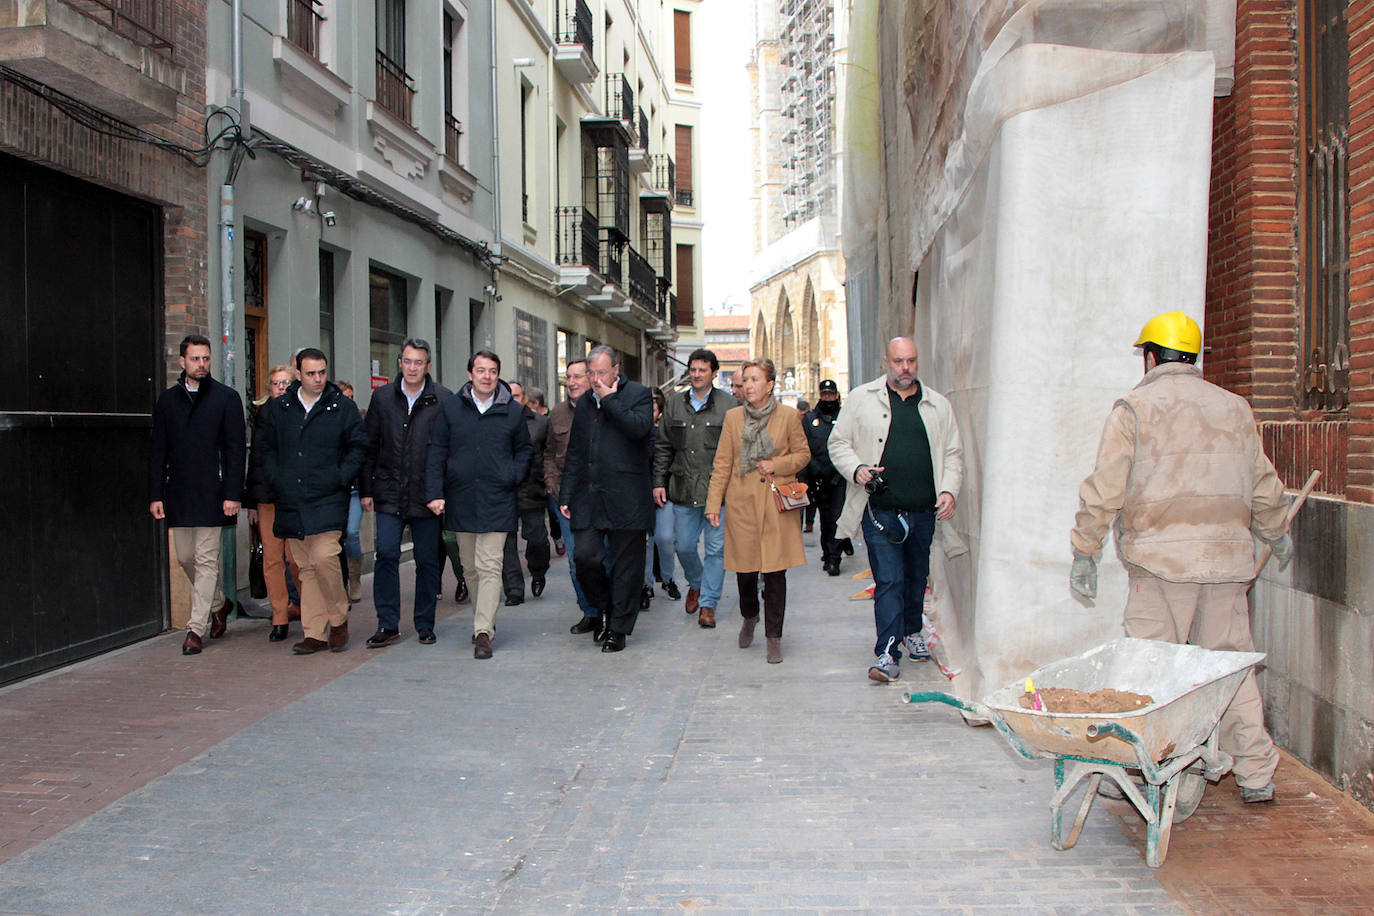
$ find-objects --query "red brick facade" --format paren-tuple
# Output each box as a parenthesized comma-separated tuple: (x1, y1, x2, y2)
(0, 0, 208, 385)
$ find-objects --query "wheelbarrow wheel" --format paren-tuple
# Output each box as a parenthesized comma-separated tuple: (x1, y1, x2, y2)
(1172, 766, 1206, 823)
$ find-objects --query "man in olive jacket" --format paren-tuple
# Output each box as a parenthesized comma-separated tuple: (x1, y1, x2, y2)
(560, 346, 655, 652)
(652, 348, 736, 627)
(425, 350, 532, 659)
(148, 334, 246, 655)
(260, 348, 367, 655)
(359, 339, 452, 648)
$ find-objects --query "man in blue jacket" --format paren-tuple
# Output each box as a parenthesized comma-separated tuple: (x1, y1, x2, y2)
(148, 334, 246, 655)
(426, 350, 532, 659)
(260, 348, 368, 655)
(559, 345, 656, 652)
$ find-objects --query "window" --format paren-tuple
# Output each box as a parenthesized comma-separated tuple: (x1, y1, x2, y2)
(674, 244, 695, 327)
(515, 309, 549, 394)
(369, 268, 408, 383)
(443, 10, 464, 163)
(434, 286, 451, 383)
(287, 0, 325, 60)
(674, 124, 693, 207)
(1302, 0, 1350, 411)
(376, 0, 414, 123)
(319, 249, 335, 369)
(673, 9, 691, 85)
(243, 230, 269, 401)
(520, 81, 532, 224)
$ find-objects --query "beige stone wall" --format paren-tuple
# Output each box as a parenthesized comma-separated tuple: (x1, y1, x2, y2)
(748, 250, 849, 399)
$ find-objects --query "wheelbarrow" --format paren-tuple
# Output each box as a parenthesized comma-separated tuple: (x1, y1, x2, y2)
(905, 637, 1265, 867)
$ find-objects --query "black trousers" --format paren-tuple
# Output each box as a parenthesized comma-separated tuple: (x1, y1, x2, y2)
(737, 570, 787, 638)
(815, 478, 849, 564)
(574, 528, 647, 635)
(502, 505, 551, 597)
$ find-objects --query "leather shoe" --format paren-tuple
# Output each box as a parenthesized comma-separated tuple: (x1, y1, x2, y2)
(570, 615, 598, 635)
(417, 629, 437, 644)
(328, 621, 349, 652)
(601, 631, 626, 652)
(555, 541, 566, 556)
(738, 615, 757, 648)
(505, 594, 524, 607)
(531, 576, 545, 597)
(685, 587, 700, 615)
(181, 631, 203, 655)
(365, 627, 400, 649)
(473, 632, 493, 659)
(268, 624, 289, 642)
(209, 599, 231, 638)
(698, 607, 717, 628)
(841, 539, 854, 556)
(292, 637, 329, 655)
(455, 578, 470, 604)
(824, 561, 840, 577)
(592, 610, 611, 642)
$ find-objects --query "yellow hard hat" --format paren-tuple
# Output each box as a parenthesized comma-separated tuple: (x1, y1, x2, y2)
(1134, 311, 1201, 355)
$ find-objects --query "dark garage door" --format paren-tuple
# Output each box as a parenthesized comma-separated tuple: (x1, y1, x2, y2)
(0, 151, 167, 685)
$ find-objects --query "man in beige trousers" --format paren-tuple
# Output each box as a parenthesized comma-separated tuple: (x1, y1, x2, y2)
(1070, 311, 1293, 803)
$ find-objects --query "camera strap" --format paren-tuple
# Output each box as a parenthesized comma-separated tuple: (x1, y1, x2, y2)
(865, 504, 910, 544)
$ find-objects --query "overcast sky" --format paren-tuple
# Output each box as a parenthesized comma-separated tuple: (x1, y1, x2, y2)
(697, 1, 755, 315)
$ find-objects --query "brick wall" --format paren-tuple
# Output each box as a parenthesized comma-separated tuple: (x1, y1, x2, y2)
(1348, 1, 1374, 502)
(0, 0, 208, 387)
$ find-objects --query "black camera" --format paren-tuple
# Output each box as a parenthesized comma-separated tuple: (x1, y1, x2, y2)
(864, 469, 888, 496)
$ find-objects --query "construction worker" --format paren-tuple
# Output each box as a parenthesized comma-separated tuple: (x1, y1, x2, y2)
(1070, 310, 1292, 803)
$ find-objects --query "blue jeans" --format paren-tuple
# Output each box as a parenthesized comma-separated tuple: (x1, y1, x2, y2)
(549, 493, 597, 617)
(646, 501, 677, 584)
(343, 490, 363, 558)
(673, 504, 725, 607)
(861, 507, 937, 659)
(373, 513, 442, 632)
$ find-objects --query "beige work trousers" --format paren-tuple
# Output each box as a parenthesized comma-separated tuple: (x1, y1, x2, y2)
(1123, 571, 1279, 789)
(172, 526, 223, 637)
(458, 531, 506, 638)
(287, 531, 349, 641)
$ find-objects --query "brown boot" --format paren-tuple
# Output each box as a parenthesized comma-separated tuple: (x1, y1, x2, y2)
(685, 588, 700, 615)
(738, 615, 758, 648)
(766, 637, 782, 664)
(328, 620, 349, 652)
(209, 598, 231, 638)
(292, 637, 329, 655)
(181, 630, 203, 655)
(346, 556, 363, 602)
(698, 606, 716, 628)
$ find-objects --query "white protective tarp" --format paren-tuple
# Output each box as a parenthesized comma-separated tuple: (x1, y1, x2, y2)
(844, 1, 1232, 701)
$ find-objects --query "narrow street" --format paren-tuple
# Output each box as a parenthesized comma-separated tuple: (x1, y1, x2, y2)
(2, 533, 1371, 914)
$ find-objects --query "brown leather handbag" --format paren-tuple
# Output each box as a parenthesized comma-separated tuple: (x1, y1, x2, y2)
(770, 478, 809, 512)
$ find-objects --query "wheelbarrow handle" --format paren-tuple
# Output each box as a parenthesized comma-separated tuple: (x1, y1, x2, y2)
(1086, 721, 1165, 782)
(904, 691, 1038, 761)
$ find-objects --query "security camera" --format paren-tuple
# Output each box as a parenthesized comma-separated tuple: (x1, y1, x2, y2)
(322, 211, 337, 227)
(484, 284, 497, 296)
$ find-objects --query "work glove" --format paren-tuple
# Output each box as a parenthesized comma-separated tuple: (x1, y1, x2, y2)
(1266, 533, 1294, 571)
(1069, 554, 1098, 601)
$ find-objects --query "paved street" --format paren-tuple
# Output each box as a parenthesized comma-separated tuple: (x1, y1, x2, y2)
(1, 531, 1372, 914)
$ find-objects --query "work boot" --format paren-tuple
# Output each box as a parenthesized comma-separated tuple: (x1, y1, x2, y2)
(347, 556, 363, 602)
(1240, 780, 1275, 804)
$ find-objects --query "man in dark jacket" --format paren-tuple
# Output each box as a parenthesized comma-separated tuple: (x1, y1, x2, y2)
(559, 345, 655, 652)
(359, 339, 452, 648)
(803, 379, 853, 575)
(148, 334, 246, 655)
(501, 381, 551, 605)
(425, 350, 531, 659)
(652, 348, 737, 627)
(260, 348, 367, 655)
(545, 360, 599, 626)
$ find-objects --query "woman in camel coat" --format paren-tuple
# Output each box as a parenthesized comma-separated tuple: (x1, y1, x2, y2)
(706, 357, 810, 663)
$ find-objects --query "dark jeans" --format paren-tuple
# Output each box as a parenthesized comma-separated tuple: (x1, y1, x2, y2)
(814, 477, 850, 564)
(549, 494, 596, 616)
(374, 513, 442, 632)
(574, 527, 646, 636)
(737, 570, 787, 638)
(860, 506, 937, 659)
(502, 504, 551, 597)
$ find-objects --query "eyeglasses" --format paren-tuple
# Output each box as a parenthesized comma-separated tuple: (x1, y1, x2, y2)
(400, 359, 429, 368)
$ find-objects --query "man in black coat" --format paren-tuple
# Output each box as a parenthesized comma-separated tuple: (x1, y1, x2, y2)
(260, 348, 367, 655)
(803, 379, 853, 575)
(359, 339, 452, 648)
(559, 345, 655, 652)
(501, 381, 551, 605)
(148, 334, 247, 655)
(425, 350, 532, 659)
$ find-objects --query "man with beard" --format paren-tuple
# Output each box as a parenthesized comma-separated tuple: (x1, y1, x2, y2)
(149, 334, 246, 655)
(802, 379, 854, 575)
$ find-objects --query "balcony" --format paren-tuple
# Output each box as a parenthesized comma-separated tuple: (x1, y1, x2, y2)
(675, 188, 694, 208)
(553, 0, 596, 83)
(644, 154, 675, 202)
(444, 113, 462, 164)
(627, 245, 656, 314)
(629, 105, 651, 174)
(1, 0, 183, 123)
(598, 227, 623, 288)
(286, 0, 323, 59)
(375, 49, 414, 125)
(555, 205, 600, 286)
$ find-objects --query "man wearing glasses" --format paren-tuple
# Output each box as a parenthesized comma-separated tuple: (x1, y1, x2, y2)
(830, 337, 964, 683)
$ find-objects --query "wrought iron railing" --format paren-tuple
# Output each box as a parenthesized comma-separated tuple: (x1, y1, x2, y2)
(605, 73, 633, 125)
(650, 154, 675, 197)
(627, 246, 656, 312)
(556, 206, 600, 271)
(599, 228, 624, 287)
(675, 188, 694, 208)
(637, 107, 649, 150)
(375, 49, 415, 124)
(59, 0, 174, 51)
(286, 0, 324, 59)
(444, 114, 463, 163)
(556, 0, 594, 50)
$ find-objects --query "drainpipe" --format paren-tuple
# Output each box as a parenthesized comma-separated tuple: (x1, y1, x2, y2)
(489, 0, 502, 265)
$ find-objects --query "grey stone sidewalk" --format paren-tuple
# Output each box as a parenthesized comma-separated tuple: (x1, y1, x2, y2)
(0, 533, 1180, 914)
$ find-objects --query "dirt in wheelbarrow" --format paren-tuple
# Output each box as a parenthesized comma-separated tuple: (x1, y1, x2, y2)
(1018, 686, 1154, 713)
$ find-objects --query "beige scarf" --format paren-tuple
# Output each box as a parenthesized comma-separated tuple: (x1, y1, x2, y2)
(738, 396, 778, 476)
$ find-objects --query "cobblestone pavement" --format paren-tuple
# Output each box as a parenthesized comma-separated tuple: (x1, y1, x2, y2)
(0, 531, 1371, 914)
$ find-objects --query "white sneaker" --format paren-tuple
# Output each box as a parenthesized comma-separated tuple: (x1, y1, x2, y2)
(868, 637, 901, 683)
(903, 632, 931, 661)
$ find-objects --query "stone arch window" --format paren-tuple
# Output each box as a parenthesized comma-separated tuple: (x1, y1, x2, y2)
(778, 289, 796, 376)
(754, 311, 771, 361)
(802, 279, 821, 396)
